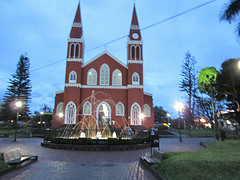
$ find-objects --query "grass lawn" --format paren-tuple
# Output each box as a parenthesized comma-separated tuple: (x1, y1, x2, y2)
(153, 139, 240, 180)
(0, 159, 9, 171)
(180, 128, 214, 136)
(172, 128, 237, 138)
(0, 126, 30, 135)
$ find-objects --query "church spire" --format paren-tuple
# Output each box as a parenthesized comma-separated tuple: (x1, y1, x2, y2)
(129, 4, 141, 41)
(70, 2, 83, 39)
(131, 5, 139, 28)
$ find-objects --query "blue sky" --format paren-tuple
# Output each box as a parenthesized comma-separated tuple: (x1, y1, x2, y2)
(0, 0, 239, 118)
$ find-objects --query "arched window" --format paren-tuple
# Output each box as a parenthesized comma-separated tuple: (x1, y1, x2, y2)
(136, 45, 140, 59)
(131, 103, 141, 125)
(75, 44, 80, 58)
(65, 101, 76, 124)
(87, 68, 97, 85)
(132, 72, 140, 85)
(100, 64, 110, 85)
(131, 46, 136, 60)
(116, 102, 124, 116)
(56, 102, 63, 116)
(83, 101, 92, 115)
(144, 104, 151, 117)
(69, 71, 77, 83)
(112, 69, 122, 85)
(70, 43, 75, 58)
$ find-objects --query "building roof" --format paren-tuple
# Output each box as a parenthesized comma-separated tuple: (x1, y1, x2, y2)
(82, 51, 128, 69)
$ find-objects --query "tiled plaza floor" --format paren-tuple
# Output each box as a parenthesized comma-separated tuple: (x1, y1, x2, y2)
(0, 138, 157, 180)
(0, 137, 213, 180)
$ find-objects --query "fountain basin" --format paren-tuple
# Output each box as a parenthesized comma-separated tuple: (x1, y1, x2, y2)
(41, 137, 150, 151)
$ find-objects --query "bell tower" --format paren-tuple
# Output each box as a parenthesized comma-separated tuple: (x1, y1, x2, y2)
(127, 4, 144, 126)
(63, 2, 84, 124)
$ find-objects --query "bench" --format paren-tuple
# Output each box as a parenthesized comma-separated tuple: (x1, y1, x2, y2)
(3, 148, 38, 165)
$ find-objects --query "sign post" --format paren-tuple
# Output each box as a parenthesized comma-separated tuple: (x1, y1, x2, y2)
(151, 135, 159, 156)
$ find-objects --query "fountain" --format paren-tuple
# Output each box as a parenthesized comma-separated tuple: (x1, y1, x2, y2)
(60, 90, 133, 140)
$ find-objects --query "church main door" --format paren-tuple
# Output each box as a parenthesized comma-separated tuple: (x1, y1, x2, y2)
(131, 103, 141, 125)
(97, 102, 111, 126)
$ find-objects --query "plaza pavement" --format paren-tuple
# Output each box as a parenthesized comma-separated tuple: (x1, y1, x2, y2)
(0, 137, 213, 180)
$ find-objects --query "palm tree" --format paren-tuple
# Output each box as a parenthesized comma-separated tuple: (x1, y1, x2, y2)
(220, 0, 240, 37)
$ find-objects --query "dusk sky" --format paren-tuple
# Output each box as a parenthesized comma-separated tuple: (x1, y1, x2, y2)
(0, 0, 239, 118)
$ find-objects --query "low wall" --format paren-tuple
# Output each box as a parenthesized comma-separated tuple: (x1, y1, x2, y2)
(41, 142, 150, 151)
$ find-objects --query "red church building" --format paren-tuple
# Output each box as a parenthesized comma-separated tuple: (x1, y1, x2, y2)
(52, 3, 154, 129)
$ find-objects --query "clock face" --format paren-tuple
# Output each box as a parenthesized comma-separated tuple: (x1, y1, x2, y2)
(132, 33, 139, 39)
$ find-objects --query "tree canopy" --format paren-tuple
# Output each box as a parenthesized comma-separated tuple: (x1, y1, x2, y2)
(220, 0, 240, 37)
(217, 58, 240, 108)
(153, 106, 169, 125)
(198, 67, 219, 96)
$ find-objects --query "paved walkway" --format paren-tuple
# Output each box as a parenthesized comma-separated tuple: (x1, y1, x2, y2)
(0, 137, 212, 180)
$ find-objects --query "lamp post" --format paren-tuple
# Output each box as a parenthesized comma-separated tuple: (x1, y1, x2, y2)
(13, 101, 22, 142)
(40, 111, 46, 142)
(174, 102, 184, 142)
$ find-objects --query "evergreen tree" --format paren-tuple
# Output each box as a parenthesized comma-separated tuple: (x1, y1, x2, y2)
(179, 51, 197, 128)
(1, 55, 31, 121)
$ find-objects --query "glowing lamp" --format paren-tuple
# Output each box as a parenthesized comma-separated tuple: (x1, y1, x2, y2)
(15, 101, 22, 108)
(139, 113, 145, 119)
(174, 102, 184, 112)
(58, 113, 63, 117)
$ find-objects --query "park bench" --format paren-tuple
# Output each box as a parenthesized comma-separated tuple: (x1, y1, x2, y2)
(3, 148, 38, 165)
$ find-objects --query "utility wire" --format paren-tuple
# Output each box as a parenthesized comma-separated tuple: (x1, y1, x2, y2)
(0, 0, 218, 80)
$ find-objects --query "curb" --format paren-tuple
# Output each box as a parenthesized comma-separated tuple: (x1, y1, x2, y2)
(140, 157, 166, 180)
(200, 142, 209, 148)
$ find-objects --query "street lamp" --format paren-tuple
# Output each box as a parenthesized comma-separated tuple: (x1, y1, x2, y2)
(40, 111, 46, 142)
(174, 102, 184, 142)
(13, 101, 22, 142)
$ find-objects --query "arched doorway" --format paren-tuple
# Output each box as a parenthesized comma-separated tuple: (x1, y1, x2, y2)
(131, 102, 141, 125)
(96, 101, 111, 126)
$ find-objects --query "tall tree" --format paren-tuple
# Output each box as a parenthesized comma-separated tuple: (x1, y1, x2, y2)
(1, 55, 31, 121)
(179, 51, 197, 128)
(217, 58, 240, 109)
(220, 0, 240, 37)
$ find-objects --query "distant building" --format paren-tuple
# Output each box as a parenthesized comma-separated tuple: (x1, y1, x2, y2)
(52, 3, 154, 129)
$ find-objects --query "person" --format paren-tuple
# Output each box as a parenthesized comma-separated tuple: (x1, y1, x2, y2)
(220, 128, 226, 141)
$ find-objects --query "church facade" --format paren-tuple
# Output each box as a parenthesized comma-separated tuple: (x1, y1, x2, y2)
(52, 3, 154, 129)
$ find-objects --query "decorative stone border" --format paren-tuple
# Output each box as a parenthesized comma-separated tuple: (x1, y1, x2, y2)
(41, 142, 150, 151)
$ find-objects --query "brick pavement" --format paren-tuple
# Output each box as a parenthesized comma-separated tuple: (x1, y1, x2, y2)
(0, 138, 157, 180)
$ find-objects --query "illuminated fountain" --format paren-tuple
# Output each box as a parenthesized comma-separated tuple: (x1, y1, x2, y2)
(60, 90, 133, 140)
